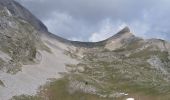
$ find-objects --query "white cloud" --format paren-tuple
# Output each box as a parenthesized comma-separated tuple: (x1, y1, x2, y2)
(43, 12, 73, 36)
(43, 11, 95, 41)
(16, 0, 170, 42)
(89, 19, 127, 42)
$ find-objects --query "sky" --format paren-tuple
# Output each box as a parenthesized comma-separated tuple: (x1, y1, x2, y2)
(16, 0, 170, 42)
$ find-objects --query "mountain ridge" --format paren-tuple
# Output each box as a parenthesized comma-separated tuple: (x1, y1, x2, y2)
(0, 0, 48, 32)
(0, 0, 170, 100)
(1, 0, 169, 46)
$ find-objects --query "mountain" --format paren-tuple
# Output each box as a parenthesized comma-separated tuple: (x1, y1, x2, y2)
(0, 0, 48, 32)
(0, 0, 170, 100)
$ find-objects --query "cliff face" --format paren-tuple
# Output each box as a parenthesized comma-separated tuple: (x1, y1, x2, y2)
(0, 0, 48, 32)
(0, 0, 54, 74)
(0, 5, 39, 74)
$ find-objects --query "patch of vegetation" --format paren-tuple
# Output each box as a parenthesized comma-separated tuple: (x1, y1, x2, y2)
(64, 51, 78, 59)
(11, 77, 110, 100)
(158, 51, 169, 62)
(0, 80, 5, 87)
(37, 42, 52, 53)
(124, 39, 143, 50)
(11, 95, 42, 100)
(41, 78, 110, 100)
(6, 62, 22, 74)
(113, 39, 143, 52)
(0, 58, 5, 69)
(63, 44, 170, 98)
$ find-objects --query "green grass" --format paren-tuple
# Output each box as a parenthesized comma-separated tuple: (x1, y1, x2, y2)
(11, 77, 110, 100)
(11, 95, 42, 100)
(41, 78, 108, 100)
(66, 45, 170, 96)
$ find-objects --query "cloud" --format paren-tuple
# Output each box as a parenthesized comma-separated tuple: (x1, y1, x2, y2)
(89, 19, 127, 42)
(16, 0, 170, 41)
(42, 12, 95, 41)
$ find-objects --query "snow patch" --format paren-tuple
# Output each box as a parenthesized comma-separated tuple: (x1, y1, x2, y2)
(126, 98, 135, 100)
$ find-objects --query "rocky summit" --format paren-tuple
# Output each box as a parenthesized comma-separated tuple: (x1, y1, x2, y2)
(0, 0, 170, 100)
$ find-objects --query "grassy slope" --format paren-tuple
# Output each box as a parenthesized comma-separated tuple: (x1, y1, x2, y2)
(12, 77, 109, 100)
(12, 43, 170, 100)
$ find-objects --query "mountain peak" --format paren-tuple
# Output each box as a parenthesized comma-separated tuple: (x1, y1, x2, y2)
(118, 26, 131, 33)
(115, 26, 133, 37)
(105, 26, 133, 42)
(0, 0, 48, 32)
(104, 26, 135, 50)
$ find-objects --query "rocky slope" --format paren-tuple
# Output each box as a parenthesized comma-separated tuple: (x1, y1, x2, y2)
(62, 27, 170, 100)
(0, 0, 47, 32)
(0, 0, 170, 100)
